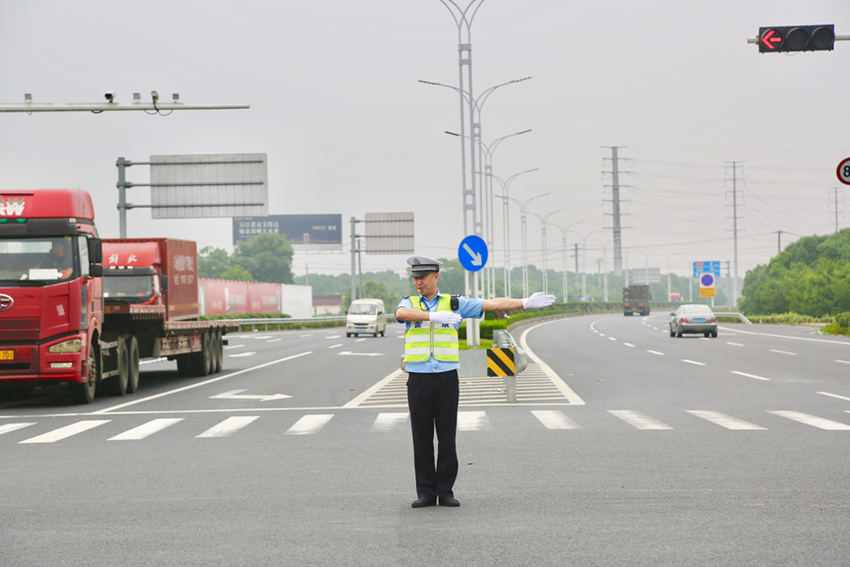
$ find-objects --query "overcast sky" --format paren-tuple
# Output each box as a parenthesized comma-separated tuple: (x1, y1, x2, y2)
(1, 0, 848, 281)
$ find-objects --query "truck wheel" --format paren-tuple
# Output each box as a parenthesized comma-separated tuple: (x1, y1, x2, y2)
(106, 338, 129, 396)
(71, 346, 99, 404)
(126, 336, 140, 393)
(213, 331, 223, 374)
(203, 332, 214, 375)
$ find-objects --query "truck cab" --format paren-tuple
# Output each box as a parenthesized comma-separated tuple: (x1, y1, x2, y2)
(0, 190, 103, 403)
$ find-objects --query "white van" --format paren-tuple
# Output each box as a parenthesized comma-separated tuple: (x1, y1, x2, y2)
(346, 299, 386, 337)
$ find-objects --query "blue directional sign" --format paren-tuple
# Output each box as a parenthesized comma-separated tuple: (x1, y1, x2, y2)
(693, 261, 721, 278)
(458, 235, 488, 272)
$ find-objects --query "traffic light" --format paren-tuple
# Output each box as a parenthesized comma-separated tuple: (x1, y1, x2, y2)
(758, 25, 835, 53)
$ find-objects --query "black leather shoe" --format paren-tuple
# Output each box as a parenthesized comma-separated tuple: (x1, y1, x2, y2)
(411, 496, 437, 508)
(439, 496, 460, 507)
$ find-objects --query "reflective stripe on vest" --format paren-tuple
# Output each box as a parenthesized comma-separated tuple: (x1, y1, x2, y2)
(403, 295, 459, 363)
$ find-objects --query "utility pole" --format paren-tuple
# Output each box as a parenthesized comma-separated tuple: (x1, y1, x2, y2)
(602, 146, 629, 275)
(725, 161, 744, 308)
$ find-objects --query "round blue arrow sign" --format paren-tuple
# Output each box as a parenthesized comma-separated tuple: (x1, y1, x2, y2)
(458, 235, 488, 272)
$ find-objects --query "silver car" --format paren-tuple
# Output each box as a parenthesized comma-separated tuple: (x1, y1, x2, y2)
(669, 304, 718, 338)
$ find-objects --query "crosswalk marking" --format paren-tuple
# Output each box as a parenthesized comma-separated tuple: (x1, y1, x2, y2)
(371, 412, 408, 432)
(458, 411, 490, 431)
(285, 414, 334, 435)
(687, 411, 765, 430)
(609, 410, 673, 430)
(0, 422, 36, 436)
(532, 410, 580, 430)
(19, 420, 111, 444)
(109, 418, 184, 440)
(768, 411, 850, 430)
(196, 416, 259, 438)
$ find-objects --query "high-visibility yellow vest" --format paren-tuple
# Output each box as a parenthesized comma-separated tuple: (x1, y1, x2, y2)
(403, 295, 459, 364)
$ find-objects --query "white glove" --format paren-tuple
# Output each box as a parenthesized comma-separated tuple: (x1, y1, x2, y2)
(430, 311, 462, 326)
(522, 292, 556, 309)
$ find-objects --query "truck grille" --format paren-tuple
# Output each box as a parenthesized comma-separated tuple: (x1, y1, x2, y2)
(0, 318, 40, 341)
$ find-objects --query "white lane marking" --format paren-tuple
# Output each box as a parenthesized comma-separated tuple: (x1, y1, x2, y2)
(598, 333, 606, 337)
(0, 423, 36, 436)
(727, 342, 744, 347)
(770, 349, 797, 356)
(718, 326, 850, 346)
(326, 335, 342, 339)
(267, 339, 282, 343)
(224, 344, 245, 350)
(687, 411, 765, 430)
(139, 358, 167, 366)
(285, 414, 334, 435)
(300, 334, 313, 337)
(210, 390, 290, 402)
(344, 369, 404, 409)
(768, 411, 850, 430)
(19, 420, 111, 444)
(608, 337, 617, 341)
(371, 412, 408, 432)
(109, 418, 184, 440)
(623, 343, 635, 347)
(355, 338, 367, 343)
(93, 351, 313, 414)
(458, 411, 490, 431)
(818, 392, 850, 402)
(328, 343, 343, 349)
(835, 360, 850, 365)
(338, 351, 384, 357)
(228, 352, 257, 358)
(731, 370, 770, 381)
(532, 410, 580, 430)
(519, 323, 585, 405)
(647, 350, 665, 356)
(682, 359, 706, 366)
(609, 410, 673, 430)
(248, 335, 272, 339)
(197, 416, 260, 438)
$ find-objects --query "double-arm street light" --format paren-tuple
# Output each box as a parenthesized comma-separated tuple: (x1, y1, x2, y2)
(528, 209, 567, 295)
(547, 219, 584, 302)
(497, 192, 549, 298)
(487, 168, 538, 297)
(567, 229, 602, 300)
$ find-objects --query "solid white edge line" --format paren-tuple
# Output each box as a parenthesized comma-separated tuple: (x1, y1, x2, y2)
(818, 391, 850, 402)
(92, 351, 313, 414)
(343, 368, 405, 408)
(520, 322, 585, 405)
(719, 326, 850, 346)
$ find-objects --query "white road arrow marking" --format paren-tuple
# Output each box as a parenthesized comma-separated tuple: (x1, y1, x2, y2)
(462, 243, 482, 266)
(338, 351, 385, 357)
(210, 389, 291, 402)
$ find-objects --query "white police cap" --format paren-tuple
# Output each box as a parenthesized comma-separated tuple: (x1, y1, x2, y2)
(407, 255, 442, 277)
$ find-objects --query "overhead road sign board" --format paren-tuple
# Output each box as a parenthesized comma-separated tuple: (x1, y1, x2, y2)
(693, 261, 721, 278)
(149, 153, 268, 219)
(458, 235, 488, 272)
(364, 213, 414, 255)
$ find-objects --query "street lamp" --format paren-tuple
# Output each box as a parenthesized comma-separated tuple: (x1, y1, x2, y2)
(528, 209, 567, 295)
(547, 219, 584, 302)
(486, 168, 537, 298)
(497, 192, 549, 298)
(567, 229, 602, 300)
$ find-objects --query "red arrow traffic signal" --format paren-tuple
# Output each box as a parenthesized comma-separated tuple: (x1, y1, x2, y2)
(760, 29, 783, 50)
(758, 25, 834, 53)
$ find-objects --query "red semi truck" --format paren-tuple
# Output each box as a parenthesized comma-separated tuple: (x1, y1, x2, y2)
(0, 189, 237, 404)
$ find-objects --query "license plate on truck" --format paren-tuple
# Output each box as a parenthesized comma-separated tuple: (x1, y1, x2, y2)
(0, 350, 14, 361)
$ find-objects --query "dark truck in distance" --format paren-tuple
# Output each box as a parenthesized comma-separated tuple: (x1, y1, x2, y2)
(623, 285, 650, 316)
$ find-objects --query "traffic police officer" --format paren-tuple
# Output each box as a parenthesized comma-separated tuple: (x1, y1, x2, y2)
(395, 255, 555, 508)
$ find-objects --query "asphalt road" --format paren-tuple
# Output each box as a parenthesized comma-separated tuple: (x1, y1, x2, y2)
(2, 315, 849, 567)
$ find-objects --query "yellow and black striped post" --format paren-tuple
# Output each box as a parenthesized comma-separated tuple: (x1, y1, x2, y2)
(487, 348, 515, 377)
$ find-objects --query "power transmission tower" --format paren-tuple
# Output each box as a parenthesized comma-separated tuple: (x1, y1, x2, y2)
(828, 188, 845, 233)
(602, 146, 631, 275)
(725, 162, 745, 308)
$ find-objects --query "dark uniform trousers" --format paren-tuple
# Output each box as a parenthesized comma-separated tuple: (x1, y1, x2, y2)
(407, 370, 460, 499)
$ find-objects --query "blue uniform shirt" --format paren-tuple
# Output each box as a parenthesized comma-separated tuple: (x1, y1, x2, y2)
(396, 290, 485, 374)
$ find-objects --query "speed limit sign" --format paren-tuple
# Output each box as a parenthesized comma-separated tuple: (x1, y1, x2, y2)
(838, 157, 850, 186)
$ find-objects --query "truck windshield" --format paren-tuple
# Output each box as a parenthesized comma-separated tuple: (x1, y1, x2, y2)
(104, 275, 153, 302)
(349, 304, 377, 315)
(0, 237, 77, 282)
